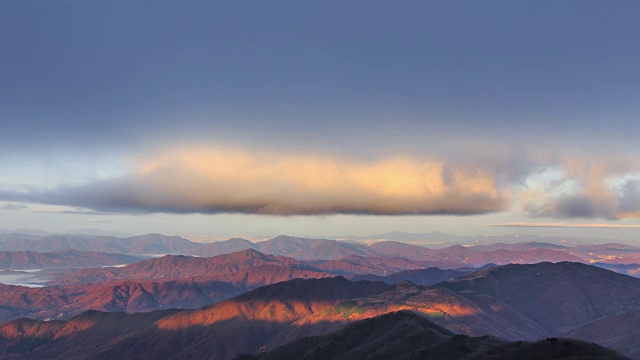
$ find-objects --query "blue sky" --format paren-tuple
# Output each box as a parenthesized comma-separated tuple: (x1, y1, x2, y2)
(1, 1, 640, 239)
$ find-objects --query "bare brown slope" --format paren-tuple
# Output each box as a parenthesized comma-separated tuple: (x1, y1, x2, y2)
(52, 249, 327, 285)
(0, 277, 389, 360)
(0, 280, 242, 323)
(240, 311, 629, 360)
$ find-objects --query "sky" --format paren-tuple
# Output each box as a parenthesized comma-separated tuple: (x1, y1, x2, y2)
(1, 1, 640, 240)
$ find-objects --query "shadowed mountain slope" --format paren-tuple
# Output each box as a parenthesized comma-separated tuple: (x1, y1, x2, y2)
(239, 311, 629, 360)
(347, 267, 468, 285)
(0, 279, 242, 323)
(435, 262, 640, 334)
(562, 308, 640, 360)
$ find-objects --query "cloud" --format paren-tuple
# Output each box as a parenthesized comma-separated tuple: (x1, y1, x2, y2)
(2, 203, 26, 211)
(489, 222, 640, 229)
(521, 157, 640, 220)
(36, 209, 108, 216)
(2, 146, 640, 221)
(0, 146, 507, 216)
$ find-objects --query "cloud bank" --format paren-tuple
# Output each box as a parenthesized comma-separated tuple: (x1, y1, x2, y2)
(0, 146, 506, 216)
(490, 222, 640, 229)
(2, 146, 640, 221)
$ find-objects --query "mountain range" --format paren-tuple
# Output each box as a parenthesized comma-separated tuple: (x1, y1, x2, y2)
(0, 249, 142, 270)
(1, 262, 639, 359)
(4, 232, 633, 270)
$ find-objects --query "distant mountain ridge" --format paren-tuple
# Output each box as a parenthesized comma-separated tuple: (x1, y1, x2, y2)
(0, 232, 637, 270)
(0, 249, 142, 270)
(0, 233, 194, 254)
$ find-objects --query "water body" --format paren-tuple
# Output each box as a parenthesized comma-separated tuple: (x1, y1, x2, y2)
(0, 271, 51, 287)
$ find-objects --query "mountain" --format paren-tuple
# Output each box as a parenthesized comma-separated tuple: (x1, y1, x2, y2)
(189, 236, 587, 268)
(0, 277, 389, 360)
(422, 245, 584, 267)
(0, 229, 50, 236)
(435, 262, 640, 335)
(562, 308, 640, 360)
(471, 241, 571, 251)
(0, 233, 196, 254)
(1, 232, 631, 272)
(341, 231, 598, 247)
(189, 237, 257, 256)
(51, 249, 333, 289)
(0, 310, 179, 359)
(270, 262, 640, 358)
(593, 263, 640, 277)
(347, 267, 468, 285)
(0, 249, 142, 270)
(271, 280, 544, 344)
(2, 265, 639, 360)
(312, 255, 427, 276)
(368, 240, 433, 260)
(63, 228, 133, 237)
(0, 279, 242, 323)
(289, 240, 378, 260)
(254, 235, 324, 256)
(238, 311, 629, 360)
(190, 236, 377, 260)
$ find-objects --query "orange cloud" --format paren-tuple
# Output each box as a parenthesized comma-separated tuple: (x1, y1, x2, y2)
(128, 146, 507, 215)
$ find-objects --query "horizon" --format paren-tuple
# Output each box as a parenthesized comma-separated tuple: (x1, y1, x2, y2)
(2, 226, 639, 246)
